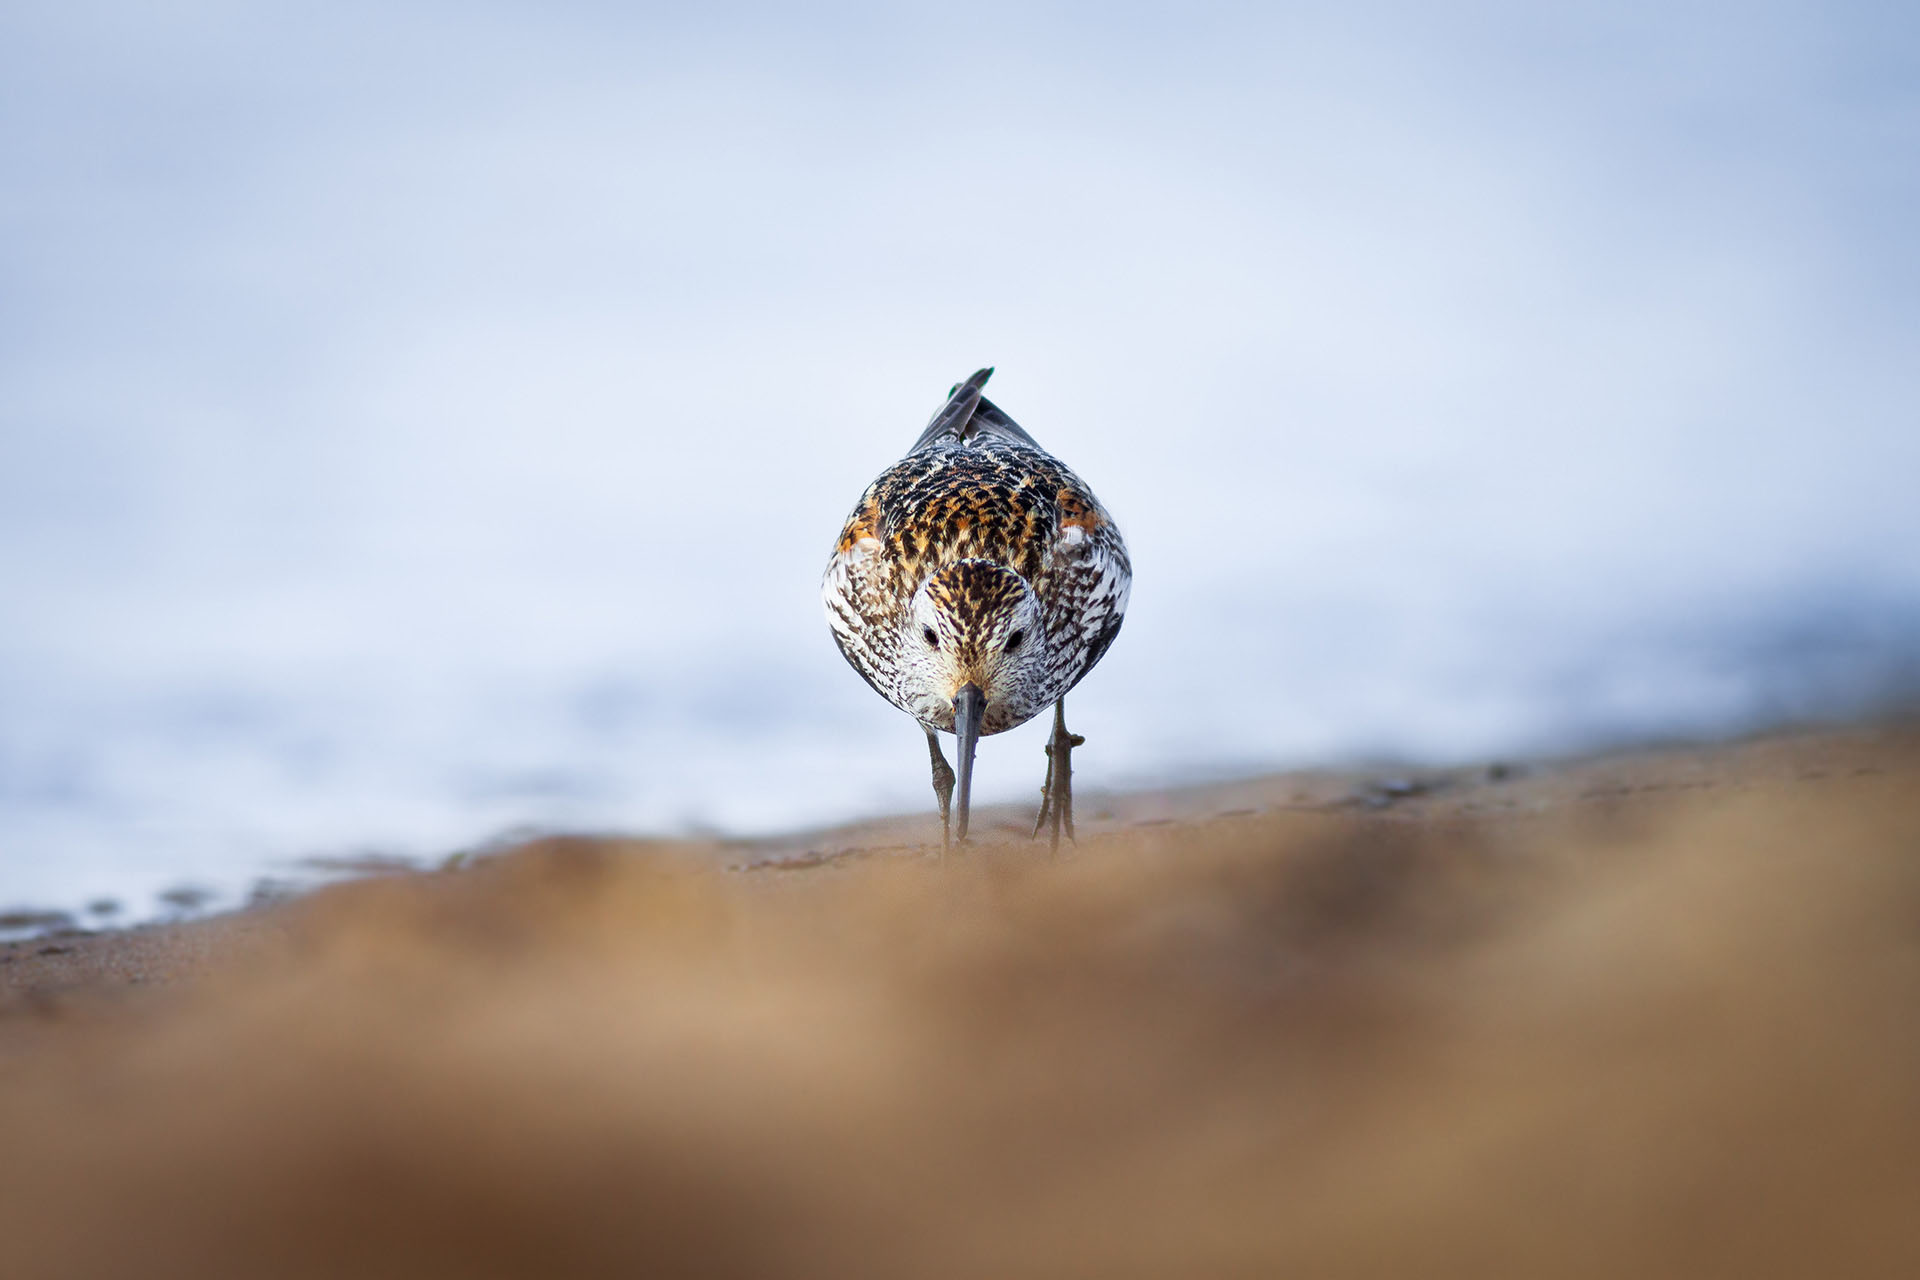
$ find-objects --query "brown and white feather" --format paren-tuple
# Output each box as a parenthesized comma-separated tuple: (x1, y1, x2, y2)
(823, 376, 1130, 737)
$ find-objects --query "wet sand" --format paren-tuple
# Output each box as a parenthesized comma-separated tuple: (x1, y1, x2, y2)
(4, 721, 1919, 1278)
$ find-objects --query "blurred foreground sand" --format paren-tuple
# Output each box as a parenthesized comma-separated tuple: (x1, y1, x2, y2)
(4, 723, 1918, 1278)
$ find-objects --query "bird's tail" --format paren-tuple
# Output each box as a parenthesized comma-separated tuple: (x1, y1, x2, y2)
(907, 368, 1043, 453)
(907, 368, 992, 453)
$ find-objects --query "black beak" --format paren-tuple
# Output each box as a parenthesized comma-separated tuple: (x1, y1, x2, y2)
(952, 682, 985, 841)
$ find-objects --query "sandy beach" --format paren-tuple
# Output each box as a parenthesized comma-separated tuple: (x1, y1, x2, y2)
(4, 720, 1918, 1278)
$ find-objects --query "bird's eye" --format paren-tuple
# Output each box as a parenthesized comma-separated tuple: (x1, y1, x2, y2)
(1005, 629, 1026, 653)
(922, 626, 939, 649)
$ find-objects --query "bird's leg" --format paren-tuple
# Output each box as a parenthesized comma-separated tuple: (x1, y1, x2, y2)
(926, 726, 956, 854)
(1033, 704, 1060, 845)
(1032, 698, 1086, 854)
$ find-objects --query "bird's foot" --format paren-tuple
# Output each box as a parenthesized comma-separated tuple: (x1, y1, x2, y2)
(1032, 701, 1085, 854)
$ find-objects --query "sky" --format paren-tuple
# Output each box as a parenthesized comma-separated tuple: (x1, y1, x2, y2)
(2, 1, 1917, 917)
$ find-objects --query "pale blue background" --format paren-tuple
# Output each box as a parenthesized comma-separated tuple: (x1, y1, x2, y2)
(3, 2, 1917, 917)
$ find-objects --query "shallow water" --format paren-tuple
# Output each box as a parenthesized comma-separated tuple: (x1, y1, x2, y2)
(4, 578, 1914, 929)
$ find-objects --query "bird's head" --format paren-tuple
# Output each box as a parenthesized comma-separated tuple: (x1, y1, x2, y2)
(906, 559, 1048, 732)
(903, 559, 1048, 838)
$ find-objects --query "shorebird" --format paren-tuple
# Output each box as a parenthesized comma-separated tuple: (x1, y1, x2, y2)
(823, 368, 1131, 851)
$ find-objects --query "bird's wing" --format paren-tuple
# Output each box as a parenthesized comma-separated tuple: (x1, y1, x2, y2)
(1043, 480, 1132, 691)
(821, 493, 902, 704)
(965, 396, 1044, 450)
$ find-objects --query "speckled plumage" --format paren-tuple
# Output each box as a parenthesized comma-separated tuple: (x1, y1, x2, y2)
(822, 369, 1130, 846)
